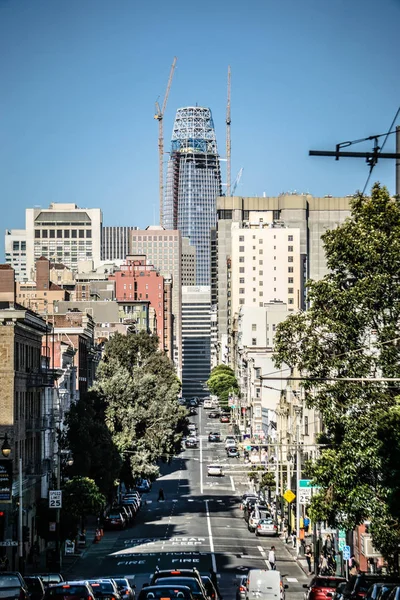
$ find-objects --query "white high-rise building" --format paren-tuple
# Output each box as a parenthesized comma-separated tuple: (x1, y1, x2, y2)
(4, 229, 27, 282)
(230, 222, 302, 318)
(26, 203, 102, 279)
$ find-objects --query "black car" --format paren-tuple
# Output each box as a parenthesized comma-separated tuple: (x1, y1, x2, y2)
(243, 498, 258, 522)
(109, 579, 135, 600)
(138, 586, 194, 600)
(151, 570, 203, 588)
(200, 577, 218, 600)
(376, 585, 400, 600)
(45, 582, 94, 600)
(185, 438, 198, 448)
(344, 576, 400, 600)
(88, 580, 122, 600)
(148, 579, 206, 600)
(208, 432, 221, 442)
(208, 411, 220, 419)
(24, 576, 45, 600)
(0, 573, 30, 600)
(37, 575, 65, 590)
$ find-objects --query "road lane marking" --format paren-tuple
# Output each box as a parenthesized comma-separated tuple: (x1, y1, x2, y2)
(286, 578, 298, 582)
(230, 476, 236, 491)
(265, 559, 271, 569)
(205, 499, 217, 572)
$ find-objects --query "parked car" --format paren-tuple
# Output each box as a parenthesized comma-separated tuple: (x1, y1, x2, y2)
(304, 577, 347, 600)
(108, 579, 135, 600)
(0, 573, 30, 600)
(45, 582, 95, 600)
(24, 576, 45, 600)
(138, 586, 194, 600)
(37, 575, 65, 590)
(375, 585, 400, 600)
(255, 518, 278, 537)
(334, 582, 348, 600)
(243, 499, 258, 522)
(203, 399, 214, 409)
(208, 432, 221, 442)
(236, 576, 247, 600)
(189, 407, 197, 415)
(220, 415, 230, 423)
(246, 570, 288, 600)
(208, 411, 220, 419)
(185, 437, 198, 449)
(88, 580, 122, 600)
(225, 437, 236, 448)
(240, 493, 259, 511)
(188, 424, 197, 433)
(226, 446, 239, 458)
(387, 588, 400, 600)
(135, 479, 152, 493)
(207, 464, 224, 477)
(343, 576, 399, 600)
(103, 511, 126, 530)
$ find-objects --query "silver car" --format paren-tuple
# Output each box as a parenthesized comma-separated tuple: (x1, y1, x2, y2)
(255, 518, 278, 537)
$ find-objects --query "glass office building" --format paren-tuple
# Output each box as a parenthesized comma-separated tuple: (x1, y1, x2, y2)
(163, 107, 222, 285)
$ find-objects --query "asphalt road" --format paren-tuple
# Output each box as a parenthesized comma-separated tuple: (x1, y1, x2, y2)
(65, 406, 308, 599)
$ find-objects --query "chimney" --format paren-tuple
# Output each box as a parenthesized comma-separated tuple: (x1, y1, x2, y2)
(0, 264, 16, 303)
(36, 257, 50, 291)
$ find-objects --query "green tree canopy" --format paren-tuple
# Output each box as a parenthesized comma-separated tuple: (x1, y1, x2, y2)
(273, 184, 400, 565)
(62, 476, 105, 522)
(207, 364, 239, 407)
(93, 332, 186, 481)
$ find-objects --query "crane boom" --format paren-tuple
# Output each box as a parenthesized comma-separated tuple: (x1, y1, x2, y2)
(155, 57, 177, 225)
(226, 65, 231, 196)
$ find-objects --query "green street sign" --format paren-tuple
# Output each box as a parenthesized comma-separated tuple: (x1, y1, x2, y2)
(246, 445, 252, 451)
(299, 479, 320, 489)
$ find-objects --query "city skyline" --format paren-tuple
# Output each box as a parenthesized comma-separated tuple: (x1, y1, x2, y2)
(1, 0, 399, 242)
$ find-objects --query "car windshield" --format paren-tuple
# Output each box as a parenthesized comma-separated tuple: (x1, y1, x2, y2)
(113, 580, 128, 588)
(315, 579, 344, 588)
(140, 588, 191, 600)
(47, 586, 88, 596)
(0, 576, 21, 588)
(154, 580, 199, 592)
(259, 519, 274, 524)
(90, 583, 114, 592)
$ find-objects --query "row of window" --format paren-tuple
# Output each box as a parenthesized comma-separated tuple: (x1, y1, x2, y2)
(239, 244, 294, 252)
(239, 287, 294, 294)
(35, 229, 92, 239)
(239, 297, 295, 305)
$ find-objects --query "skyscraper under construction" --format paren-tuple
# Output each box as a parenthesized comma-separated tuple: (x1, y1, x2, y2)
(163, 106, 222, 285)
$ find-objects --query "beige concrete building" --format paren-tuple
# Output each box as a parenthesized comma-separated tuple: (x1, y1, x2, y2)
(16, 257, 70, 315)
(25, 203, 102, 279)
(182, 238, 196, 285)
(4, 229, 27, 282)
(212, 194, 352, 366)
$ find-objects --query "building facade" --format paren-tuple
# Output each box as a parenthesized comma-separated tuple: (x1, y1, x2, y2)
(163, 107, 222, 285)
(4, 229, 27, 282)
(181, 286, 211, 399)
(129, 226, 182, 376)
(212, 194, 352, 366)
(25, 203, 102, 279)
(102, 226, 136, 261)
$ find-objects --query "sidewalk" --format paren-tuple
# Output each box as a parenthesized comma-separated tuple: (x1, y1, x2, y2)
(282, 535, 313, 577)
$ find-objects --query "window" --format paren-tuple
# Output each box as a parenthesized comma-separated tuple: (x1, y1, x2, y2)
(259, 249, 263, 255)
(240, 278, 245, 284)
(273, 210, 280, 220)
(288, 256, 293, 263)
(259, 238, 263, 244)
(239, 246, 245, 252)
(72, 230, 77, 238)
(288, 277, 293, 283)
(239, 256, 245, 263)
(57, 230, 62, 238)
(259, 280, 263, 286)
(252, 338, 257, 345)
(49, 230, 55, 238)
(259, 302, 263, 306)
(239, 298, 245, 305)
(259, 271, 263, 276)
(239, 236, 244, 242)
(79, 230, 84, 238)
(34, 231, 40, 239)
(239, 288, 245, 294)
(304, 416, 309, 436)
(288, 288, 294, 294)
(86, 230, 92, 238)
(288, 235, 293, 241)
(288, 245, 293, 252)
(288, 266, 294, 273)
(64, 230, 70, 238)
(240, 267, 245, 273)
(253, 256, 256, 261)
(288, 298, 294, 304)
(259, 291, 263, 297)
(259, 260, 263, 265)
(252, 324, 257, 331)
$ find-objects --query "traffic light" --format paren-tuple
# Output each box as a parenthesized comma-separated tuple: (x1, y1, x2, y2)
(22, 525, 30, 543)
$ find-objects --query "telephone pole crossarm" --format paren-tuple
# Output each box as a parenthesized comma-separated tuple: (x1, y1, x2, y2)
(309, 150, 400, 160)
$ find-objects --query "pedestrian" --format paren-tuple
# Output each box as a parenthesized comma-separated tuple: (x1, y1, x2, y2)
(292, 532, 296, 548)
(323, 534, 333, 555)
(268, 546, 276, 570)
(319, 553, 329, 575)
(209, 567, 222, 599)
(157, 487, 165, 502)
(305, 544, 313, 575)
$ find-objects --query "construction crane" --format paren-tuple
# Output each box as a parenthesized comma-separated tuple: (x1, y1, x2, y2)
(154, 57, 177, 225)
(226, 65, 231, 196)
(231, 167, 243, 195)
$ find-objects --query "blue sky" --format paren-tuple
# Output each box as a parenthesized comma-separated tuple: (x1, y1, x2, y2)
(1, 0, 399, 234)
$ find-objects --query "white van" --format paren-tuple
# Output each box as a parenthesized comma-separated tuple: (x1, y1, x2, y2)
(203, 399, 213, 409)
(246, 569, 287, 600)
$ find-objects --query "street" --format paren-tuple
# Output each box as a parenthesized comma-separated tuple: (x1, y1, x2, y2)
(65, 406, 308, 598)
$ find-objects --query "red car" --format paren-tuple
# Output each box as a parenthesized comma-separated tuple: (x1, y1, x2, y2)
(303, 577, 347, 600)
(220, 415, 230, 423)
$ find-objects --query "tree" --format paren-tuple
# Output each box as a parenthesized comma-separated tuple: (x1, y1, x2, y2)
(273, 184, 400, 565)
(207, 365, 239, 407)
(65, 391, 122, 498)
(93, 332, 187, 481)
(62, 476, 105, 532)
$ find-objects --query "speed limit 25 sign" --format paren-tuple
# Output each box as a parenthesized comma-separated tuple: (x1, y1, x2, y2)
(49, 490, 62, 509)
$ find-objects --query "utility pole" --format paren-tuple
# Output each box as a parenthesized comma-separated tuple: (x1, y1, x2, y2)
(294, 406, 302, 555)
(226, 66, 231, 196)
(18, 458, 23, 574)
(396, 126, 400, 197)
